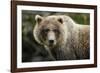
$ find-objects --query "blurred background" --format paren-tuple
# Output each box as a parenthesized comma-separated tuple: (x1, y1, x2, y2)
(22, 10, 90, 62)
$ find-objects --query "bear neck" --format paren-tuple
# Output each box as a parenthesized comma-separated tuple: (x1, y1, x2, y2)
(44, 45, 76, 60)
(44, 45, 68, 60)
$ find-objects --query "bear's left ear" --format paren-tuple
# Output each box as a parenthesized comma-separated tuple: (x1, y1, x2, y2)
(58, 18, 63, 24)
(35, 15, 43, 24)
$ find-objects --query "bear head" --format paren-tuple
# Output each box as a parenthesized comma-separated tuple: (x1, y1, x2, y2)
(33, 15, 69, 49)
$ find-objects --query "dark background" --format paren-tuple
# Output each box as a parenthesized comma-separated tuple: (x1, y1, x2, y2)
(22, 10, 90, 62)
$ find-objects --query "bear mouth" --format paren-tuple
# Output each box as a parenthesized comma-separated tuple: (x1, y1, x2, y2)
(48, 43, 56, 48)
(49, 43, 54, 46)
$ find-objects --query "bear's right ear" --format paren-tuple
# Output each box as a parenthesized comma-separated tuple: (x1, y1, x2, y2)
(35, 15, 43, 24)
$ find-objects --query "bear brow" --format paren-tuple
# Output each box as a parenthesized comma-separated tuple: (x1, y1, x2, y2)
(41, 20, 49, 25)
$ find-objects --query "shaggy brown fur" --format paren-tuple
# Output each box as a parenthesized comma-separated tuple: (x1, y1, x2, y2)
(33, 15, 90, 60)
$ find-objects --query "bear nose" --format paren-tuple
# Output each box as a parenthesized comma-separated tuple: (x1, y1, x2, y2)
(49, 40, 54, 44)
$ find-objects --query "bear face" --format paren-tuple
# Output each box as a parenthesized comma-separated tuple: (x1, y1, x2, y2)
(33, 15, 67, 48)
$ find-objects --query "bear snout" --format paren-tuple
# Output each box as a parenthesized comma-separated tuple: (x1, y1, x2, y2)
(47, 31, 57, 46)
(49, 40, 54, 44)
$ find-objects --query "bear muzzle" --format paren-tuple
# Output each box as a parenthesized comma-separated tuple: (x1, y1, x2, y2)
(47, 31, 56, 47)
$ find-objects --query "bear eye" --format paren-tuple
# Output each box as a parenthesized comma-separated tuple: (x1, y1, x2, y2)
(43, 29, 49, 33)
(53, 29, 59, 33)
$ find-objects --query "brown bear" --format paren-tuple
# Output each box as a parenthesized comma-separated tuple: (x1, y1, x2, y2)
(33, 15, 90, 60)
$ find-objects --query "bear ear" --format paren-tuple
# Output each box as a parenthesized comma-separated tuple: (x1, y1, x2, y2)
(35, 15, 43, 24)
(58, 18, 63, 24)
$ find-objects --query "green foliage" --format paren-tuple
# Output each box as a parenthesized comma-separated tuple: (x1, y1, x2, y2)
(66, 13, 90, 25)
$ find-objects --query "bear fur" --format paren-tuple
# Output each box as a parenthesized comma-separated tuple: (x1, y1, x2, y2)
(33, 15, 90, 60)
